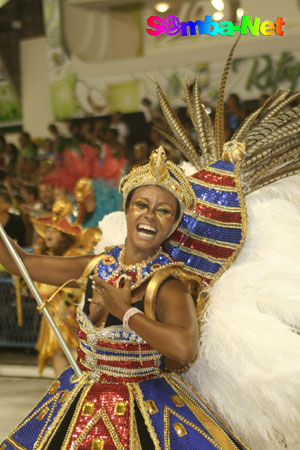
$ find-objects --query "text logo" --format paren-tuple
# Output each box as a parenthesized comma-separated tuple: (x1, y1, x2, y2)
(146, 15, 285, 37)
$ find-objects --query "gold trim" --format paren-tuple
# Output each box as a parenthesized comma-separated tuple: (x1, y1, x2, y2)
(131, 383, 162, 450)
(168, 241, 228, 264)
(184, 210, 242, 228)
(38, 373, 89, 449)
(164, 406, 222, 450)
(60, 381, 94, 449)
(204, 166, 235, 177)
(205, 162, 248, 290)
(193, 198, 241, 212)
(6, 438, 29, 450)
(176, 227, 238, 250)
(167, 374, 250, 450)
(71, 408, 125, 450)
(144, 267, 202, 321)
(191, 177, 237, 192)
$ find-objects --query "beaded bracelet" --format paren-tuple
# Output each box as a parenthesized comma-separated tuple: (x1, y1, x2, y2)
(123, 307, 144, 331)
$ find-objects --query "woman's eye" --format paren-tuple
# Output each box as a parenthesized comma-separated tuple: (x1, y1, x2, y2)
(135, 202, 148, 209)
(157, 208, 172, 215)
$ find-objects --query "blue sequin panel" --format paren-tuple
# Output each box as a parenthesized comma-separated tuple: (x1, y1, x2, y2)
(10, 368, 77, 449)
(210, 160, 235, 172)
(191, 183, 240, 208)
(97, 246, 121, 279)
(142, 253, 172, 277)
(139, 377, 221, 450)
(165, 245, 221, 275)
(181, 214, 242, 245)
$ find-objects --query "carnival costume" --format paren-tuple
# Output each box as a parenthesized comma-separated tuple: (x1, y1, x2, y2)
(1, 42, 300, 450)
(73, 177, 122, 229)
(32, 200, 101, 376)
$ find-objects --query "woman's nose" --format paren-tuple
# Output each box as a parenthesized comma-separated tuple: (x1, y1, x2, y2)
(144, 207, 155, 219)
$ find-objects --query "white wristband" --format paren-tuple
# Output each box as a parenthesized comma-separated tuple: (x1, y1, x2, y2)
(123, 307, 144, 331)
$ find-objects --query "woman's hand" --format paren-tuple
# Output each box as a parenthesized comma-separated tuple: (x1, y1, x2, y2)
(91, 275, 132, 321)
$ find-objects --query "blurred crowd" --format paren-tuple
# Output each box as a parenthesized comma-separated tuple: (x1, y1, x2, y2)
(0, 91, 279, 250)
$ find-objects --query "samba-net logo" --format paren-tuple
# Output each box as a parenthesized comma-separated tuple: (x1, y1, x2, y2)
(146, 15, 285, 37)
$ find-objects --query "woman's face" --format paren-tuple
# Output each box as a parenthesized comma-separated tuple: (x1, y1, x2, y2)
(44, 227, 64, 250)
(125, 185, 178, 255)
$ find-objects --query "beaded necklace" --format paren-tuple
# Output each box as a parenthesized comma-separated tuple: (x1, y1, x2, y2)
(97, 245, 183, 290)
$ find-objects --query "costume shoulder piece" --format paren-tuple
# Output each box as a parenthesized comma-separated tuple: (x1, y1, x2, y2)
(144, 265, 205, 321)
(96, 245, 184, 290)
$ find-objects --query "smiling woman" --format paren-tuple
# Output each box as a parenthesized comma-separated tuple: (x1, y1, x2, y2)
(0, 147, 248, 450)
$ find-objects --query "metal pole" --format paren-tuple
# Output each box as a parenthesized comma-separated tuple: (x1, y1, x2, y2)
(0, 224, 82, 378)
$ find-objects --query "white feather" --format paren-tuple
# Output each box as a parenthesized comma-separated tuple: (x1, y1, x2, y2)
(184, 177, 300, 450)
(94, 211, 127, 254)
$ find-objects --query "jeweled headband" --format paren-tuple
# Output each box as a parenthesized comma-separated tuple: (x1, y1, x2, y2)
(119, 146, 196, 234)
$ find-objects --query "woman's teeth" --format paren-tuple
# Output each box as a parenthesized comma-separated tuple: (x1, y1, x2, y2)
(137, 224, 157, 239)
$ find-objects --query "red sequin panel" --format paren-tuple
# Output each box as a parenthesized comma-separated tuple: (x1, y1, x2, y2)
(195, 203, 242, 224)
(171, 230, 234, 259)
(66, 383, 130, 450)
(192, 170, 236, 187)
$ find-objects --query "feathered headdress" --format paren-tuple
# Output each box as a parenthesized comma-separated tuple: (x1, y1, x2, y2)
(153, 41, 300, 288)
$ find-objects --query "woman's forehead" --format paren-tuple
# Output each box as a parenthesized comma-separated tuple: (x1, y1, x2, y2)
(46, 227, 61, 234)
(131, 185, 176, 205)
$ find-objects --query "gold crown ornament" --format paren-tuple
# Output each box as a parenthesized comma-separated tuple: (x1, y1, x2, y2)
(119, 146, 196, 230)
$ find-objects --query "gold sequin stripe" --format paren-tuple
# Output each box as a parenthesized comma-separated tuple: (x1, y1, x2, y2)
(5, 437, 30, 450)
(80, 359, 161, 378)
(163, 406, 222, 450)
(206, 162, 248, 290)
(191, 177, 238, 192)
(127, 384, 143, 450)
(184, 209, 243, 229)
(59, 381, 95, 450)
(79, 343, 161, 362)
(78, 341, 159, 356)
(203, 166, 235, 178)
(5, 391, 61, 450)
(166, 375, 249, 450)
(33, 391, 68, 450)
(71, 408, 125, 450)
(193, 198, 242, 212)
(4, 374, 71, 445)
(168, 240, 229, 265)
(130, 383, 162, 450)
(102, 261, 184, 291)
(177, 227, 238, 250)
(178, 264, 215, 281)
(37, 374, 89, 450)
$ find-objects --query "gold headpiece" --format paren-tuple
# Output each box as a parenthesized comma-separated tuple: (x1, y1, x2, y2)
(119, 146, 196, 224)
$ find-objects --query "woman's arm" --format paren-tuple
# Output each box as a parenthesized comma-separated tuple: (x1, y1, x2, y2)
(0, 234, 93, 286)
(91, 277, 199, 365)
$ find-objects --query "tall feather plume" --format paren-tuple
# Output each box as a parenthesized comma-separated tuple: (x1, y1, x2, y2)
(152, 124, 205, 169)
(243, 105, 300, 156)
(245, 145, 300, 187)
(258, 91, 300, 124)
(154, 79, 201, 166)
(243, 133, 300, 171)
(183, 76, 196, 128)
(214, 37, 240, 158)
(193, 78, 215, 163)
(233, 90, 286, 140)
(248, 160, 300, 193)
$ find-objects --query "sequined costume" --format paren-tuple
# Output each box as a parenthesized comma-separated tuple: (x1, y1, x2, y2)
(1, 246, 248, 450)
(31, 199, 101, 376)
